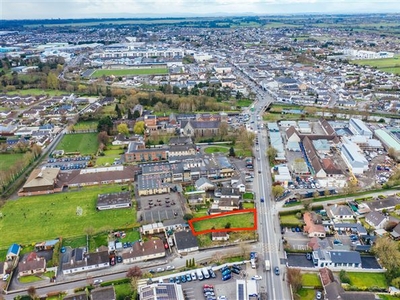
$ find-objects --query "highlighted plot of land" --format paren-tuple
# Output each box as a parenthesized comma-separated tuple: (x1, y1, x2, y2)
(188, 209, 257, 236)
(92, 68, 168, 77)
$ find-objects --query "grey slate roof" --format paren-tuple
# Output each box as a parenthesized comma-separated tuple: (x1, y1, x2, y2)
(329, 250, 361, 265)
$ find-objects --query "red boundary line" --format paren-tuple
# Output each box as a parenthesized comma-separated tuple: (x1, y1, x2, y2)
(188, 208, 257, 236)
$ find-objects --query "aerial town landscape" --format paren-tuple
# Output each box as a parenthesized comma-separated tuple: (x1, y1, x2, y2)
(2, 5, 400, 300)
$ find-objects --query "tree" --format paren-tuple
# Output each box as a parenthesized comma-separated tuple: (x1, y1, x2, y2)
(133, 121, 145, 135)
(183, 213, 193, 221)
(303, 199, 312, 211)
(126, 266, 143, 279)
(372, 237, 400, 281)
(46, 72, 59, 90)
(97, 131, 109, 145)
(27, 286, 37, 300)
(97, 116, 113, 135)
(127, 109, 133, 120)
(267, 147, 278, 165)
(132, 110, 140, 119)
(117, 123, 129, 136)
(115, 104, 122, 119)
(272, 185, 284, 199)
(229, 147, 235, 157)
(287, 268, 302, 293)
(218, 122, 229, 140)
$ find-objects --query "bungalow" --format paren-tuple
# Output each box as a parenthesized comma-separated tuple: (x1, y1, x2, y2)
(6, 244, 21, 261)
(211, 231, 229, 241)
(327, 204, 354, 221)
(365, 211, 388, 229)
(303, 212, 326, 238)
(312, 249, 362, 269)
(121, 240, 165, 264)
(18, 252, 46, 277)
(96, 191, 132, 210)
(62, 248, 110, 275)
(174, 230, 199, 254)
(217, 197, 240, 212)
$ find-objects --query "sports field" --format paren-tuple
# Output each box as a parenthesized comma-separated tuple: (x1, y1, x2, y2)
(352, 55, 400, 74)
(92, 68, 168, 78)
(0, 185, 137, 249)
(55, 133, 99, 155)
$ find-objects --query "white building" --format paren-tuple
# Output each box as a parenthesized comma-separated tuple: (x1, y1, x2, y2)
(349, 118, 372, 138)
(340, 137, 369, 174)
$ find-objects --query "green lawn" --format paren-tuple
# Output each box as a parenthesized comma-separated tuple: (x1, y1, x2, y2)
(296, 288, 316, 300)
(55, 133, 99, 155)
(193, 208, 209, 218)
(0, 185, 137, 249)
(96, 147, 124, 166)
(0, 153, 24, 171)
(302, 273, 322, 288)
(192, 212, 255, 232)
(279, 214, 303, 226)
(378, 294, 400, 300)
(18, 275, 44, 283)
(204, 146, 229, 154)
(345, 272, 387, 289)
(243, 192, 254, 200)
(92, 68, 168, 78)
(242, 202, 254, 209)
(115, 283, 133, 300)
(236, 99, 253, 107)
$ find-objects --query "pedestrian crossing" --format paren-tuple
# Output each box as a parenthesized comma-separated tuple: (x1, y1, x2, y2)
(262, 243, 278, 252)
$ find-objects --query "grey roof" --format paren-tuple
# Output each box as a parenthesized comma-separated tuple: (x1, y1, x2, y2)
(365, 211, 386, 227)
(329, 205, 353, 217)
(329, 250, 361, 264)
(91, 286, 116, 300)
(367, 196, 400, 211)
(169, 136, 193, 145)
(174, 230, 198, 251)
(97, 191, 131, 207)
(333, 223, 368, 235)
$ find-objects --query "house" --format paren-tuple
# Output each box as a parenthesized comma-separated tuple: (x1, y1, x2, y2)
(365, 211, 388, 229)
(141, 223, 165, 235)
(231, 175, 246, 193)
(366, 196, 400, 212)
(303, 212, 326, 238)
(391, 223, 400, 240)
(18, 252, 46, 277)
(211, 231, 229, 241)
(319, 267, 375, 300)
(138, 283, 184, 300)
(174, 230, 199, 254)
(219, 187, 241, 199)
(62, 248, 110, 275)
(121, 240, 165, 264)
(194, 177, 215, 191)
(217, 197, 241, 212)
(96, 191, 132, 210)
(91, 286, 116, 300)
(6, 244, 21, 261)
(312, 249, 362, 269)
(18, 167, 62, 196)
(63, 292, 89, 300)
(327, 204, 354, 221)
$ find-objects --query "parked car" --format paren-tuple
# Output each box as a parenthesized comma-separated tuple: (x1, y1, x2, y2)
(306, 253, 312, 260)
(116, 256, 123, 263)
(251, 275, 262, 280)
(208, 269, 216, 278)
(2, 274, 9, 281)
(191, 272, 197, 280)
(222, 274, 231, 281)
(231, 267, 240, 274)
(186, 274, 192, 282)
(316, 291, 322, 300)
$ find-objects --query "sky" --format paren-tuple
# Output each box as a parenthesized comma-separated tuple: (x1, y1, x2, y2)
(2, 0, 400, 20)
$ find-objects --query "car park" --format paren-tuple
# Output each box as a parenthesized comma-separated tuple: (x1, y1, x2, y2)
(169, 277, 175, 283)
(203, 284, 213, 288)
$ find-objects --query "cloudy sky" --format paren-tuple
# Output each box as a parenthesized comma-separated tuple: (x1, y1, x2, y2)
(2, 0, 400, 19)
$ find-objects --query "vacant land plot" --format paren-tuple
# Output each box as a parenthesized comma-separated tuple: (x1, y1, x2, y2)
(344, 272, 387, 289)
(72, 121, 98, 131)
(92, 68, 168, 78)
(191, 211, 255, 233)
(0, 185, 137, 249)
(56, 133, 98, 155)
(280, 213, 303, 227)
(0, 153, 24, 171)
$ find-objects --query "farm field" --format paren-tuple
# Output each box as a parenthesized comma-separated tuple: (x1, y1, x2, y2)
(0, 185, 137, 250)
(352, 55, 400, 74)
(0, 153, 24, 171)
(92, 68, 168, 78)
(5, 88, 65, 96)
(55, 132, 99, 155)
(191, 210, 255, 233)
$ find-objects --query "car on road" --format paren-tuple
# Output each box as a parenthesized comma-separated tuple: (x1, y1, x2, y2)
(2, 274, 9, 281)
(251, 275, 262, 280)
(274, 267, 280, 275)
(316, 291, 322, 299)
(93, 279, 103, 285)
(260, 197, 264, 202)
(166, 265, 175, 271)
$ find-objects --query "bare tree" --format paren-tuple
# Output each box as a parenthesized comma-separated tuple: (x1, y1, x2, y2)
(27, 286, 38, 299)
(287, 268, 302, 293)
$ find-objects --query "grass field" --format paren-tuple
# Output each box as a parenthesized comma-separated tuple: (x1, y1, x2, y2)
(236, 99, 253, 107)
(345, 272, 387, 289)
(115, 283, 133, 300)
(279, 214, 303, 226)
(302, 273, 322, 287)
(72, 121, 98, 131)
(96, 146, 124, 166)
(92, 68, 168, 78)
(56, 133, 99, 155)
(352, 55, 400, 74)
(192, 212, 255, 232)
(0, 153, 24, 171)
(5, 88, 65, 96)
(296, 288, 316, 300)
(0, 185, 137, 249)
(204, 146, 229, 154)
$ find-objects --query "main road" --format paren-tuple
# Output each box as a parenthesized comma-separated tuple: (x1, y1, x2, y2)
(251, 94, 291, 300)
